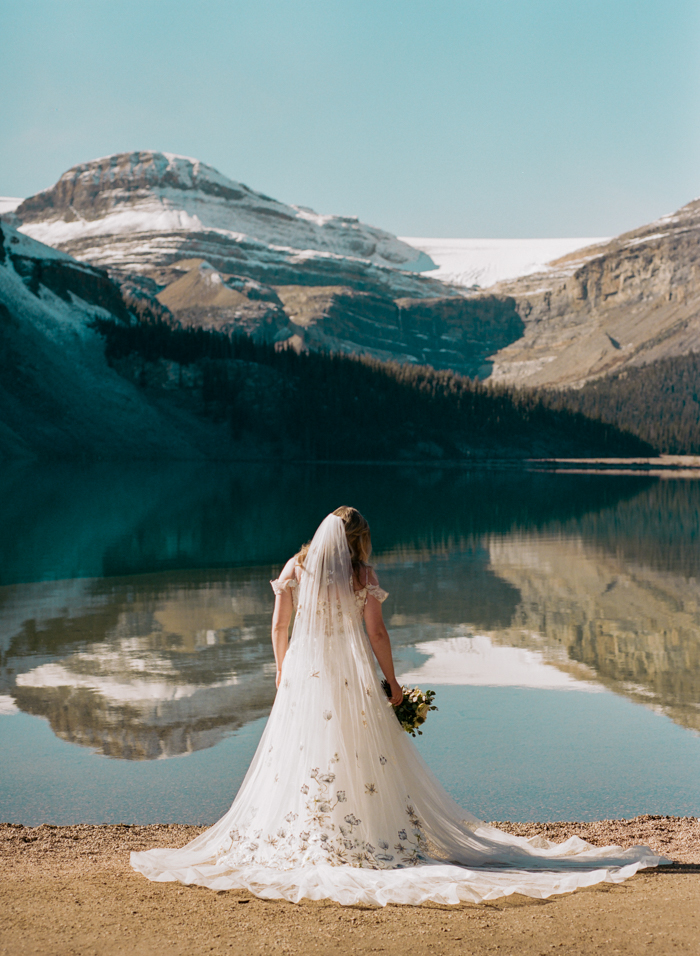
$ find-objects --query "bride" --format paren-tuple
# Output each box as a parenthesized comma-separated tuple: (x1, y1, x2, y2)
(131, 507, 668, 905)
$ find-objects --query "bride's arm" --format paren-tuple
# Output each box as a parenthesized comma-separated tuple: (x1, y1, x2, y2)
(271, 556, 296, 689)
(363, 572, 403, 706)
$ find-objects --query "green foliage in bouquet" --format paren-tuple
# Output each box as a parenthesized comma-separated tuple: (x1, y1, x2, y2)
(382, 681, 438, 736)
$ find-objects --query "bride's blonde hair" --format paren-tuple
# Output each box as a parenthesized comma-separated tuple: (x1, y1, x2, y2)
(296, 507, 372, 574)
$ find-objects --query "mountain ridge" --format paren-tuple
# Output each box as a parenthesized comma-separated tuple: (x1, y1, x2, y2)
(13, 150, 436, 277)
(0, 221, 652, 461)
(8, 151, 700, 393)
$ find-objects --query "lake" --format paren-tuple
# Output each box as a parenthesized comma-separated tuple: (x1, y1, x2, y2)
(1, 462, 699, 824)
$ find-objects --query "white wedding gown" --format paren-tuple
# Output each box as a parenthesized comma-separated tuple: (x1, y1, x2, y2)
(131, 515, 668, 905)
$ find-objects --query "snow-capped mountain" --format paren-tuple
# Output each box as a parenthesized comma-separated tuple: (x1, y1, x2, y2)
(11, 152, 439, 294)
(7, 150, 700, 392)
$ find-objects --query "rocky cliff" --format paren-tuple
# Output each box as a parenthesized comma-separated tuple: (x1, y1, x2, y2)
(482, 197, 700, 387)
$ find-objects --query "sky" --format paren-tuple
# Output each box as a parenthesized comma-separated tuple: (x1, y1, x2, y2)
(1, 0, 699, 238)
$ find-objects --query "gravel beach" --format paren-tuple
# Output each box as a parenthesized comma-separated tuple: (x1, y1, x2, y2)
(1, 817, 698, 956)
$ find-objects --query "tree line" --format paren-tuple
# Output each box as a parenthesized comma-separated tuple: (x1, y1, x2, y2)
(91, 314, 653, 460)
(541, 354, 700, 455)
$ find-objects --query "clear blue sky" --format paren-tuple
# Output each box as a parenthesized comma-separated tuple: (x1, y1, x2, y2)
(1, 0, 698, 237)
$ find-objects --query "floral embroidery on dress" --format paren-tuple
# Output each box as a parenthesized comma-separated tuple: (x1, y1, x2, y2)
(217, 567, 428, 872)
(214, 755, 428, 870)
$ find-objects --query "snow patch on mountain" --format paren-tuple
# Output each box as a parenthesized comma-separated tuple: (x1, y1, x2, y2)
(401, 236, 610, 289)
(0, 226, 112, 345)
(16, 151, 433, 273)
(1, 223, 78, 263)
(22, 203, 210, 245)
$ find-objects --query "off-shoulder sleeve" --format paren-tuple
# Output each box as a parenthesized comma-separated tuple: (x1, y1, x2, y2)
(365, 583, 389, 603)
(270, 577, 298, 597)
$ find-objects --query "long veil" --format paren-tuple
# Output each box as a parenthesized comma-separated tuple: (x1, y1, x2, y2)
(131, 514, 668, 905)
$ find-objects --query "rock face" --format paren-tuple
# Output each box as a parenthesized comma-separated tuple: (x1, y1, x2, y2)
(274, 286, 524, 373)
(482, 197, 700, 387)
(12, 151, 440, 295)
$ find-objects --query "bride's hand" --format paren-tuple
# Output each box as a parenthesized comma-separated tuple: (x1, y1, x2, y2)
(276, 670, 282, 689)
(387, 678, 403, 706)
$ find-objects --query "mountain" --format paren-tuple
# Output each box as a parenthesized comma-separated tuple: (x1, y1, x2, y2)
(11, 151, 440, 293)
(478, 197, 700, 387)
(9, 151, 700, 396)
(0, 197, 22, 216)
(9, 152, 527, 376)
(0, 221, 652, 460)
(0, 222, 240, 459)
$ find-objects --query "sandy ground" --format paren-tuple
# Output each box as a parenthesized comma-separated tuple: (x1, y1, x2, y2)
(1, 817, 699, 956)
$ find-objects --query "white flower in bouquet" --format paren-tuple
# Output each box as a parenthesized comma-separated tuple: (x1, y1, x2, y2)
(381, 681, 438, 736)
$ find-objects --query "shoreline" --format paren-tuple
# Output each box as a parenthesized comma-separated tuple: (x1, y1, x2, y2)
(528, 454, 700, 476)
(3, 817, 699, 956)
(3, 814, 699, 863)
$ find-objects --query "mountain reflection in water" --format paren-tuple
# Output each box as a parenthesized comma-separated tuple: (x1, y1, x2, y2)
(4, 571, 276, 759)
(1, 464, 699, 762)
(486, 534, 700, 732)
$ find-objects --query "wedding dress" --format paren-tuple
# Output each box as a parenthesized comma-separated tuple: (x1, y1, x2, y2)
(131, 514, 668, 906)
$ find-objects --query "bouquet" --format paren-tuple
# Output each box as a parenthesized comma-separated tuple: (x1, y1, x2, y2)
(382, 680, 438, 736)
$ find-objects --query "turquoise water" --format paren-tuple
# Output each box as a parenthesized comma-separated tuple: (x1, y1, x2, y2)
(1, 463, 699, 823)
